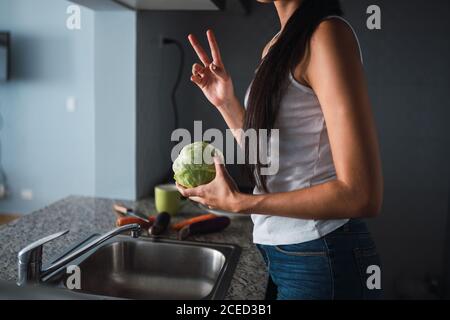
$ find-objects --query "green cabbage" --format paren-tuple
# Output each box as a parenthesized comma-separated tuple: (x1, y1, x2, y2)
(173, 142, 222, 188)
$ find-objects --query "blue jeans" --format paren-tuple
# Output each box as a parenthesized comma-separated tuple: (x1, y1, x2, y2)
(256, 219, 382, 300)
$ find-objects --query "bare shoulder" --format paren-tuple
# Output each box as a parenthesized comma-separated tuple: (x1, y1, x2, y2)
(310, 17, 360, 59)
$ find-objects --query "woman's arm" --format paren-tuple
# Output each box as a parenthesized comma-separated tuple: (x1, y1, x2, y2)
(180, 20, 383, 220)
(188, 30, 284, 144)
(244, 19, 383, 219)
(218, 96, 246, 143)
(188, 30, 245, 142)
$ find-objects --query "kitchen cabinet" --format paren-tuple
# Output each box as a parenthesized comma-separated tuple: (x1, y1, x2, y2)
(68, 0, 226, 11)
(115, 0, 226, 10)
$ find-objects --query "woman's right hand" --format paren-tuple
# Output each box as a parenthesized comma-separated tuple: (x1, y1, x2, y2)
(188, 30, 236, 110)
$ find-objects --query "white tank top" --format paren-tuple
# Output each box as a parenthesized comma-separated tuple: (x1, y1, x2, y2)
(244, 16, 363, 245)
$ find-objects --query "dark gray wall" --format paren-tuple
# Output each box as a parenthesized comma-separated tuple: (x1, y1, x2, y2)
(136, 0, 450, 298)
(136, 2, 277, 197)
(343, 0, 450, 298)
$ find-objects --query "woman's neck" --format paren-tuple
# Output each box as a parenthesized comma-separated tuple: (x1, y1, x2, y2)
(274, 0, 303, 30)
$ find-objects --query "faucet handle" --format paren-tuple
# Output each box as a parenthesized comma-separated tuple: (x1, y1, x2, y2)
(17, 230, 69, 286)
(18, 230, 70, 263)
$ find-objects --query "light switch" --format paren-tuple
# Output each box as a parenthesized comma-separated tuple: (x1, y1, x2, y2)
(20, 189, 33, 201)
(66, 96, 76, 113)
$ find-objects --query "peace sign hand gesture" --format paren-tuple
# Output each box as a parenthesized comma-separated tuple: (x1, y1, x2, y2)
(188, 30, 236, 110)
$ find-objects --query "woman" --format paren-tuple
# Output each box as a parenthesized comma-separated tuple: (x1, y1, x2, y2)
(178, 0, 383, 300)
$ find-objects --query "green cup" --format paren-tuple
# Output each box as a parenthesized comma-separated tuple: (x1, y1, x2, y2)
(155, 184, 183, 215)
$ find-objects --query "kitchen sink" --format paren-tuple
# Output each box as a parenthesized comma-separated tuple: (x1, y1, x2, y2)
(43, 235, 241, 300)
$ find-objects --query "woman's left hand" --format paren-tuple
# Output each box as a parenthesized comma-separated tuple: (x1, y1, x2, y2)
(176, 157, 243, 213)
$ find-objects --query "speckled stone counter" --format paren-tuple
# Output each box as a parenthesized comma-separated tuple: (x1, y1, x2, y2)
(0, 196, 268, 300)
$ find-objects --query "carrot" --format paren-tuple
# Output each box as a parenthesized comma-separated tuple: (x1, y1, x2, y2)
(171, 213, 217, 231)
(116, 216, 154, 229)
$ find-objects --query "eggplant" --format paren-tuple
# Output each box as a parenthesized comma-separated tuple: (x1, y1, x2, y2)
(178, 216, 231, 240)
(150, 212, 171, 236)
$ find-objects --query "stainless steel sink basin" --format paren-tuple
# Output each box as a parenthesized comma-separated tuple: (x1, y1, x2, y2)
(43, 235, 241, 300)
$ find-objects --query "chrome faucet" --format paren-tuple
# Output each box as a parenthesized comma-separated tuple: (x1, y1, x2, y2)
(17, 224, 141, 286)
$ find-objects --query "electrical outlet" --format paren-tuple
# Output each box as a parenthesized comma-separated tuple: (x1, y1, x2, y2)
(66, 96, 76, 113)
(153, 34, 164, 49)
(158, 34, 163, 49)
(20, 189, 33, 201)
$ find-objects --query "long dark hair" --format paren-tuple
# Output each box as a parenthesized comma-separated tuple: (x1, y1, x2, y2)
(244, 0, 342, 192)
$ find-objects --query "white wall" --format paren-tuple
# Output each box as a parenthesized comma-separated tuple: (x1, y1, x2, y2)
(0, 0, 96, 213)
(94, 11, 136, 199)
(0, 0, 137, 213)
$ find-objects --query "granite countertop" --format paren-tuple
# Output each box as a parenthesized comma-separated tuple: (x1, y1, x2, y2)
(0, 196, 267, 300)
